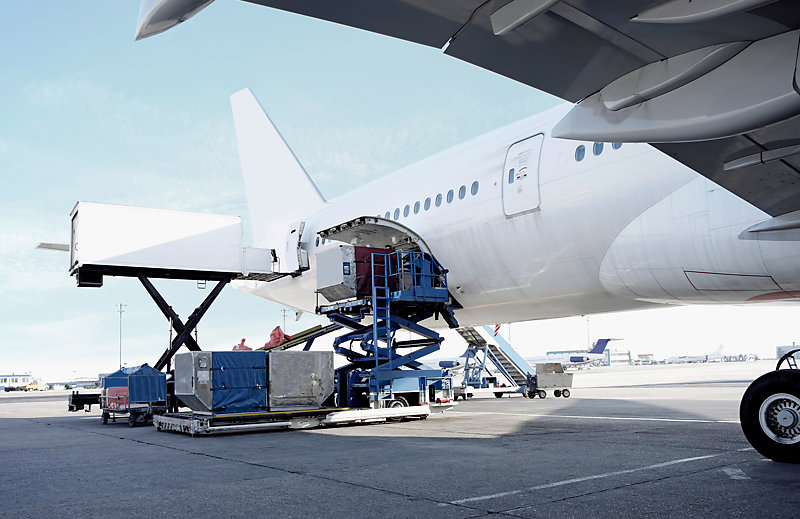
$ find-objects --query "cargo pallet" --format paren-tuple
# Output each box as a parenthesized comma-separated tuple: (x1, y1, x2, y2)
(153, 405, 433, 436)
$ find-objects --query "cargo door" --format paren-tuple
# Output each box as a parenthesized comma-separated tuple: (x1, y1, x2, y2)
(502, 134, 544, 216)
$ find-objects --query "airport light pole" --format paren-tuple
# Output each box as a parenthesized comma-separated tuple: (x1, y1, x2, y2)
(118, 303, 127, 369)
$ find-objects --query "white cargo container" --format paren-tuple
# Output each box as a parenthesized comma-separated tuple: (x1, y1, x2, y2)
(70, 202, 272, 280)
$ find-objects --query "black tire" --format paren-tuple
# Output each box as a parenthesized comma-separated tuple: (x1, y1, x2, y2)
(561, 389, 571, 398)
(525, 387, 536, 399)
(494, 392, 504, 398)
(102, 412, 109, 425)
(740, 370, 800, 463)
(389, 396, 408, 408)
(554, 390, 562, 398)
(128, 414, 137, 428)
(537, 390, 546, 399)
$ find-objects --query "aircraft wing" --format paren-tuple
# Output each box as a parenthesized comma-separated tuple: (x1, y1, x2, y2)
(138, 0, 800, 216)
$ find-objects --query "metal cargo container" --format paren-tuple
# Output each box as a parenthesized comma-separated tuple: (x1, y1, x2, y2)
(174, 351, 334, 414)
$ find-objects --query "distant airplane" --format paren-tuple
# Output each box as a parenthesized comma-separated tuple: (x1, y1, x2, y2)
(527, 339, 611, 369)
(667, 346, 724, 364)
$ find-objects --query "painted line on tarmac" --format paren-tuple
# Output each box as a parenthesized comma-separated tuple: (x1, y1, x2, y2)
(449, 410, 739, 424)
(722, 467, 750, 480)
(449, 454, 719, 505)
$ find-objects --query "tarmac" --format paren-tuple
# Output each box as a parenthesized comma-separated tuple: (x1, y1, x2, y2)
(1, 360, 799, 518)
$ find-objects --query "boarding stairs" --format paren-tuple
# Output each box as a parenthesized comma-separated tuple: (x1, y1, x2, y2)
(456, 326, 531, 387)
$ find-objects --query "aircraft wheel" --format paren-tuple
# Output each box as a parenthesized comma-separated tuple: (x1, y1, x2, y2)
(101, 412, 109, 425)
(554, 390, 562, 398)
(537, 390, 546, 399)
(740, 370, 800, 463)
(561, 389, 571, 398)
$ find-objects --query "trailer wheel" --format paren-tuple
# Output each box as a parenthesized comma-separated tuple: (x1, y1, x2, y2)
(102, 412, 109, 425)
(561, 389, 571, 398)
(128, 414, 137, 428)
(525, 387, 536, 399)
(494, 392, 504, 398)
(740, 370, 800, 463)
(554, 390, 562, 398)
(389, 397, 408, 408)
(537, 390, 546, 399)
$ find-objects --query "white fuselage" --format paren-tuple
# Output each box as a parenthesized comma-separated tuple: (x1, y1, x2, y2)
(234, 104, 800, 325)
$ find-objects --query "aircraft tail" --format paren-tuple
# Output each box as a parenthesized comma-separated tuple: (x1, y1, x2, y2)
(230, 88, 326, 248)
(589, 338, 611, 355)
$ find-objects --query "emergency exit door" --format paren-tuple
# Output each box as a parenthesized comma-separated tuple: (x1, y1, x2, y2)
(502, 134, 543, 216)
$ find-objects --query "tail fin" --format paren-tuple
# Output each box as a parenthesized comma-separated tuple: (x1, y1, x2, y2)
(230, 88, 326, 248)
(589, 338, 610, 354)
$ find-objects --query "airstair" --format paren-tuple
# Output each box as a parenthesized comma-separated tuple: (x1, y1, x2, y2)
(455, 326, 534, 396)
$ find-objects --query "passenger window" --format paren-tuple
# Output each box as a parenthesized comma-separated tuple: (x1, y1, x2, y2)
(593, 142, 603, 156)
(458, 185, 466, 199)
(424, 197, 431, 210)
(447, 190, 454, 203)
(384, 211, 390, 219)
(394, 208, 400, 220)
(315, 237, 320, 247)
(435, 194, 442, 207)
(612, 142, 622, 150)
(575, 145, 585, 161)
(403, 205, 410, 217)
(471, 181, 479, 196)
(508, 168, 515, 184)
(414, 201, 420, 214)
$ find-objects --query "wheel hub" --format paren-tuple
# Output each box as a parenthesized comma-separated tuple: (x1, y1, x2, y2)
(759, 393, 800, 444)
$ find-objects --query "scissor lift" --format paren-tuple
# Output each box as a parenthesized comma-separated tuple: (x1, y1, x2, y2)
(318, 250, 459, 409)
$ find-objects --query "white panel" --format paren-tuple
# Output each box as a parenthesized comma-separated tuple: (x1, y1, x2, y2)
(70, 202, 255, 274)
(685, 271, 780, 291)
(502, 134, 544, 216)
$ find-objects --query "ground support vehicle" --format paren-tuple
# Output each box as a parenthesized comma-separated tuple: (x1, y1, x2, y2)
(523, 363, 573, 399)
(100, 364, 167, 427)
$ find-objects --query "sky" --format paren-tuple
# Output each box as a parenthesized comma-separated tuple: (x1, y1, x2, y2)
(1, 2, 799, 382)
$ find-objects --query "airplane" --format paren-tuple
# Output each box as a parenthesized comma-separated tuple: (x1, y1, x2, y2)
(123, 1, 800, 462)
(527, 339, 611, 368)
(666, 345, 724, 364)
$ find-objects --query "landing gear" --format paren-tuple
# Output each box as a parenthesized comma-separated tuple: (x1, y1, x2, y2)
(740, 369, 800, 463)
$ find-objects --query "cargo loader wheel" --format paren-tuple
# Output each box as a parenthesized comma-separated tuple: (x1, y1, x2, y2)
(494, 392, 504, 398)
(128, 414, 137, 428)
(102, 412, 109, 425)
(740, 370, 800, 463)
(388, 397, 408, 408)
(525, 387, 536, 399)
(537, 390, 546, 399)
(561, 389, 570, 398)
(554, 390, 562, 398)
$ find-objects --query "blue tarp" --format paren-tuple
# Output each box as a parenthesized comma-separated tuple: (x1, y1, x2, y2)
(103, 364, 166, 403)
(211, 352, 267, 414)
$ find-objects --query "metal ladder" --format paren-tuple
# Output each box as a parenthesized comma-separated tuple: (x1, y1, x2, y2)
(457, 327, 528, 386)
(371, 253, 392, 383)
